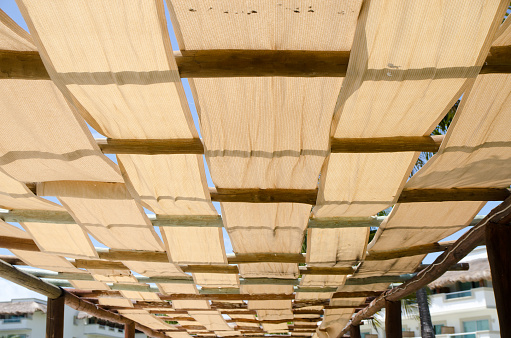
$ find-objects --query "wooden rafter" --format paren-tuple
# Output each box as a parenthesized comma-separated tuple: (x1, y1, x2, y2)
(0, 258, 169, 338)
(338, 196, 511, 336)
(1, 46, 510, 79)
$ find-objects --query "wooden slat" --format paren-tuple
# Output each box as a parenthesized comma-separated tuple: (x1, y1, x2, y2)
(227, 253, 306, 264)
(209, 188, 318, 204)
(150, 215, 223, 227)
(0, 236, 40, 252)
(2, 46, 511, 79)
(332, 291, 384, 298)
(176, 49, 351, 77)
(398, 188, 511, 203)
(0, 50, 48, 79)
(0, 207, 487, 228)
(0, 259, 167, 337)
(97, 138, 204, 154)
(339, 195, 511, 336)
(0, 235, 456, 263)
(331, 135, 443, 153)
(98, 135, 445, 155)
(365, 240, 456, 261)
(0, 209, 74, 224)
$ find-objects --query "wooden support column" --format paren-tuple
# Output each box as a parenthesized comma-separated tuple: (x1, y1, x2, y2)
(486, 217, 511, 337)
(46, 295, 65, 338)
(385, 300, 402, 338)
(349, 324, 361, 338)
(125, 321, 136, 338)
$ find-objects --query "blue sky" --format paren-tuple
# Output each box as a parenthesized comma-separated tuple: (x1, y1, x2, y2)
(0, 0, 499, 301)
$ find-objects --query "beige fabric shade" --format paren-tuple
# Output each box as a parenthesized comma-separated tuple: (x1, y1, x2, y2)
(0, 0, 508, 336)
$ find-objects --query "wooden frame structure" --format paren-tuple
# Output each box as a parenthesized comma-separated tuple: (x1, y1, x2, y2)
(0, 2, 510, 338)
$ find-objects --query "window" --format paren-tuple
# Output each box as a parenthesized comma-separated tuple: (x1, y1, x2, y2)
(434, 324, 444, 334)
(463, 319, 489, 332)
(445, 290, 472, 299)
(3, 315, 25, 323)
(460, 319, 490, 338)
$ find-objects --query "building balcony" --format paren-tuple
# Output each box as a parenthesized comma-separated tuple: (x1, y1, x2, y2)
(429, 287, 496, 315)
(84, 322, 125, 337)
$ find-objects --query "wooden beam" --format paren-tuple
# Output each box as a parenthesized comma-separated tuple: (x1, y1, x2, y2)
(150, 215, 223, 227)
(398, 188, 510, 203)
(331, 135, 443, 153)
(0, 258, 167, 337)
(64, 292, 167, 338)
(124, 321, 135, 338)
(485, 214, 511, 337)
(46, 295, 65, 338)
(209, 187, 318, 204)
(365, 240, 455, 261)
(332, 291, 384, 298)
(175, 49, 351, 77)
(350, 324, 361, 338)
(95, 249, 168, 263)
(338, 195, 511, 336)
(158, 293, 292, 301)
(0, 50, 48, 79)
(307, 216, 385, 229)
(97, 138, 204, 155)
(0, 207, 485, 229)
(385, 300, 402, 338)
(97, 135, 445, 155)
(0, 234, 453, 264)
(481, 45, 511, 74)
(0, 259, 62, 298)
(0, 235, 40, 252)
(227, 253, 306, 264)
(3, 46, 511, 79)
(27, 184, 508, 205)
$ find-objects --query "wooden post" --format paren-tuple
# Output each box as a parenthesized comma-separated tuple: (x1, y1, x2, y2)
(486, 220, 511, 337)
(125, 321, 135, 338)
(350, 324, 361, 338)
(385, 300, 402, 338)
(46, 295, 65, 338)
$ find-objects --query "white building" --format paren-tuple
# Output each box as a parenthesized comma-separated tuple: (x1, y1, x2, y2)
(0, 298, 147, 338)
(359, 247, 499, 338)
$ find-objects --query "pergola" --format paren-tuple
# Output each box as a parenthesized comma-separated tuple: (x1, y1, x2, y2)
(0, 1, 510, 338)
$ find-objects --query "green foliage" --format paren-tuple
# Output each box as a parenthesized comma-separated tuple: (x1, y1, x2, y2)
(411, 100, 458, 176)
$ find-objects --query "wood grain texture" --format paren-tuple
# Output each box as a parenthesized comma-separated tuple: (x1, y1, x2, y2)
(385, 300, 402, 338)
(486, 219, 511, 337)
(0, 50, 48, 79)
(2, 47, 511, 79)
(97, 138, 204, 155)
(339, 196, 511, 336)
(210, 188, 318, 204)
(46, 295, 65, 338)
(365, 240, 455, 261)
(0, 209, 74, 224)
(124, 322, 135, 338)
(331, 135, 443, 153)
(398, 188, 511, 202)
(350, 324, 361, 338)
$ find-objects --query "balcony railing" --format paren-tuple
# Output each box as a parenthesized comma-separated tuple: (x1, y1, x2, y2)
(431, 330, 500, 338)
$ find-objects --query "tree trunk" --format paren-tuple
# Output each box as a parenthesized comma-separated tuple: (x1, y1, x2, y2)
(416, 288, 435, 337)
